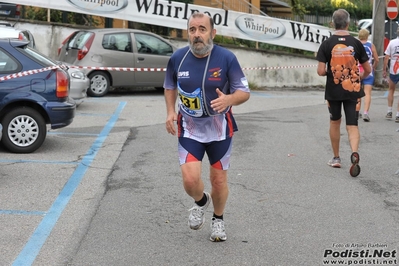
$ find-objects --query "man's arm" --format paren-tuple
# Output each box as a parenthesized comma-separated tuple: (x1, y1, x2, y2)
(360, 60, 371, 79)
(371, 43, 379, 70)
(164, 88, 178, 135)
(317, 62, 327, 76)
(165, 88, 177, 114)
(383, 55, 390, 78)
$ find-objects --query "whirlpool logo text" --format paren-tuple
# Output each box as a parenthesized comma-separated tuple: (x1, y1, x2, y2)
(67, 0, 128, 13)
(235, 15, 286, 40)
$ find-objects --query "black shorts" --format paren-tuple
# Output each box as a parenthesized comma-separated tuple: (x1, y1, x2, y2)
(327, 99, 360, 126)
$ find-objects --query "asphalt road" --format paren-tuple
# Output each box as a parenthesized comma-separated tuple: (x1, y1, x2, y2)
(1, 88, 398, 266)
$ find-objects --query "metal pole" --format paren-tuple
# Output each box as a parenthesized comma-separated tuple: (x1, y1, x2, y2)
(391, 20, 393, 40)
(372, 0, 387, 87)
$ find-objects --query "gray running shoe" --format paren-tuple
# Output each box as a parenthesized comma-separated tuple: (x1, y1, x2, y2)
(363, 114, 370, 122)
(350, 152, 360, 177)
(386, 112, 392, 119)
(327, 157, 341, 168)
(210, 217, 227, 242)
(188, 192, 211, 230)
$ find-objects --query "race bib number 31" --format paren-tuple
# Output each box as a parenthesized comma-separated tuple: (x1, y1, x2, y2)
(178, 87, 204, 117)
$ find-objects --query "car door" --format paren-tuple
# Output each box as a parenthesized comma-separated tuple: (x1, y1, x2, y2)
(58, 31, 92, 64)
(132, 33, 174, 87)
(101, 32, 135, 87)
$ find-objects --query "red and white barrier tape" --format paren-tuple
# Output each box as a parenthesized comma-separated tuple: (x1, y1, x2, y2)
(70, 65, 318, 71)
(0, 65, 59, 81)
(242, 64, 317, 70)
(70, 66, 167, 72)
(0, 64, 317, 82)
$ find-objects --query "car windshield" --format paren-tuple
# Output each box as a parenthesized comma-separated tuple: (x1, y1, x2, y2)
(20, 46, 57, 66)
(358, 21, 367, 28)
(68, 31, 93, 49)
(135, 33, 174, 55)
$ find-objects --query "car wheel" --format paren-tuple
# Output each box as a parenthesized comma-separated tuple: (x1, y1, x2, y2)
(155, 87, 164, 92)
(1, 107, 47, 153)
(88, 71, 110, 97)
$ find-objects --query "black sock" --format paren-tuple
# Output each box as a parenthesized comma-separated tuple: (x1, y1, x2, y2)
(195, 193, 207, 207)
(213, 213, 223, 220)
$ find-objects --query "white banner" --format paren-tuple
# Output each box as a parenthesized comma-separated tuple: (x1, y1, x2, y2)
(4, 0, 333, 52)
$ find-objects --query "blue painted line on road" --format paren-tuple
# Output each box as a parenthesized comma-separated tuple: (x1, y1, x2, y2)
(0, 159, 77, 164)
(76, 113, 112, 117)
(47, 132, 99, 136)
(0, 210, 46, 216)
(84, 98, 128, 103)
(12, 101, 127, 266)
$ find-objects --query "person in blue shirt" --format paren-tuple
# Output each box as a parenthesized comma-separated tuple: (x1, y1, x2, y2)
(357, 28, 378, 122)
(164, 12, 250, 242)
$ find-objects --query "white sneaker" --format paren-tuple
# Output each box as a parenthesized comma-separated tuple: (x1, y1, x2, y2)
(188, 192, 211, 230)
(327, 157, 341, 168)
(210, 217, 227, 242)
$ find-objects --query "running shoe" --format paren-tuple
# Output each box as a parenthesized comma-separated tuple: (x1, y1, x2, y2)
(188, 192, 211, 230)
(396, 116, 399, 123)
(363, 114, 370, 122)
(386, 112, 392, 119)
(327, 157, 341, 168)
(349, 152, 361, 177)
(210, 217, 227, 242)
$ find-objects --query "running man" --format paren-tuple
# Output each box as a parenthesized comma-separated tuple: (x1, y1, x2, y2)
(164, 12, 250, 241)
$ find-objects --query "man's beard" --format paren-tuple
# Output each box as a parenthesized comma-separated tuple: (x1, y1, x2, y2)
(190, 37, 213, 57)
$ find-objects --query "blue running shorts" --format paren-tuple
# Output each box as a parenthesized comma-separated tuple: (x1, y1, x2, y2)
(178, 137, 232, 170)
(389, 73, 399, 84)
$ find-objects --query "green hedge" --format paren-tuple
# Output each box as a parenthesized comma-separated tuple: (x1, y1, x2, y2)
(296, 0, 373, 21)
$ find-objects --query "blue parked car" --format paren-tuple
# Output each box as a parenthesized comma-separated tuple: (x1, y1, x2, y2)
(0, 38, 76, 153)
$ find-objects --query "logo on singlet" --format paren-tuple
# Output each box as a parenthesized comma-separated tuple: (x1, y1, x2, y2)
(208, 68, 222, 81)
(178, 71, 190, 78)
(393, 46, 399, 74)
(330, 44, 361, 92)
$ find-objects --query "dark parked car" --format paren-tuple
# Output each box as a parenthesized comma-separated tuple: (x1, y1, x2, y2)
(57, 28, 177, 97)
(0, 38, 76, 153)
(0, 2, 20, 18)
(0, 24, 88, 106)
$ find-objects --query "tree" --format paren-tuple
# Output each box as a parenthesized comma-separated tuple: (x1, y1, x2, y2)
(23, 6, 99, 26)
(295, 0, 372, 19)
(290, 0, 308, 21)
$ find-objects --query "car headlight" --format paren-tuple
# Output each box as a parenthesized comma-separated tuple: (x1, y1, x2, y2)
(70, 71, 84, 79)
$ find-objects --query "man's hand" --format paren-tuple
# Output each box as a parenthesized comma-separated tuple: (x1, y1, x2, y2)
(166, 113, 177, 135)
(210, 88, 230, 113)
(164, 89, 178, 135)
